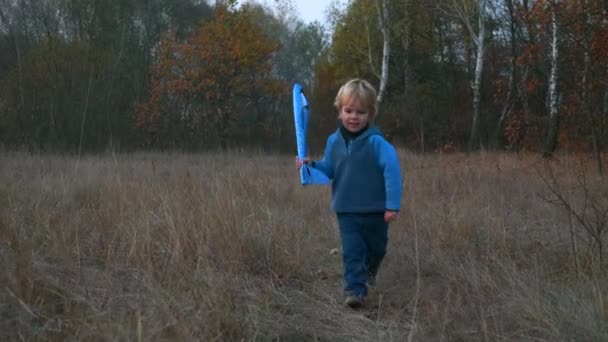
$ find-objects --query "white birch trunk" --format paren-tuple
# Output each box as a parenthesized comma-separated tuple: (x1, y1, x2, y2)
(375, 0, 390, 117)
(544, 7, 560, 155)
(467, 0, 486, 151)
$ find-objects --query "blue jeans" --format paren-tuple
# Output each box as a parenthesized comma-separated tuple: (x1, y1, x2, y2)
(337, 213, 389, 297)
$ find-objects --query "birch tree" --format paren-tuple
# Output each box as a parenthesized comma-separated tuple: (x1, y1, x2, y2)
(543, 2, 559, 156)
(442, 0, 487, 151)
(375, 0, 390, 116)
(495, 0, 518, 149)
(325, 0, 390, 117)
(470, 0, 486, 151)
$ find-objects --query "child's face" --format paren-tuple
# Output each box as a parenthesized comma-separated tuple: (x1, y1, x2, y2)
(338, 97, 371, 133)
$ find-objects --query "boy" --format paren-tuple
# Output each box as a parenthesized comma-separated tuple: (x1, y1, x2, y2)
(296, 79, 402, 308)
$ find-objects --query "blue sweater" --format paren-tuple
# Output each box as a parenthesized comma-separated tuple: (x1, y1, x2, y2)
(313, 126, 402, 213)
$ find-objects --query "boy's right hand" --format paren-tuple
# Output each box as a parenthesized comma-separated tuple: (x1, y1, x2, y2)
(295, 156, 311, 169)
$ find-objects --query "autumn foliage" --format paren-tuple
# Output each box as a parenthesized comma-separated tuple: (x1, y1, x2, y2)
(135, 6, 281, 148)
(504, 0, 608, 152)
(1, 0, 608, 153)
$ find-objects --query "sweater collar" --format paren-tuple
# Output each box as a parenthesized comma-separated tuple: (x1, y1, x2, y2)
(339, 123, 370, 141)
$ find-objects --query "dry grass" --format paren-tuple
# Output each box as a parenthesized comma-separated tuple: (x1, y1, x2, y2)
(1, 150, 608, 341)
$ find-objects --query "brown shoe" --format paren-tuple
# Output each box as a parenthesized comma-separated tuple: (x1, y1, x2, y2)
(344, 295, 365, 308)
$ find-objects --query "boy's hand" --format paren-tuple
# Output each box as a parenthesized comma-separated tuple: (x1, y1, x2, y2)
(384, 210, 398, 223)
(295, 156, 311, 169)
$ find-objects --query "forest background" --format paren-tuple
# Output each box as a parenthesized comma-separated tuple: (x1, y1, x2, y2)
(1, 0, 607, 162)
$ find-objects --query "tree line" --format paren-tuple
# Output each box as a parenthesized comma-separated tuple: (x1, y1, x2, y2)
(1, 0, 607, 163)
(0, 0, 326, 151)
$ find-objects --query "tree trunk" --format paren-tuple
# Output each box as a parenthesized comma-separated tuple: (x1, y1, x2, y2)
(400, 0, 411, 144)
(519, 66, 531, 147)
(600, 0, 608, 176)
(14, 36, 24, 110)
(418, 117, 425, 153)
(519, 0, 537, 147)
(217, 106, 231, 150)
(375, 0, 390, 117)
(543, 7, 559, 157)
(495, 75, 513, 149)
(495, 0, 517, 150)
(580, 0, 602, 176)
(604, 85, 608, 148)
(78, 66, 94, 156)
(604, 1, 608, 148)
(0, 3, 26, 111)
(402, 0, 410, 96)
(467, 0, 486, 152)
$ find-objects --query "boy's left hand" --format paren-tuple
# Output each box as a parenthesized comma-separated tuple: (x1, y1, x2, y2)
(384, 210, 398, 223)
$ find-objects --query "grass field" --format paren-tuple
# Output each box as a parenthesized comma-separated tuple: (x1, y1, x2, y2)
(1, 150, 607, 341)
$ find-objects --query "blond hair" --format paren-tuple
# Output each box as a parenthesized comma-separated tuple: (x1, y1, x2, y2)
(334, 79, 377, 117)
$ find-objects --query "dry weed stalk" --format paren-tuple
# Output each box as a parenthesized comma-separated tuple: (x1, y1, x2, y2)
(537, 160, 608, 275)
